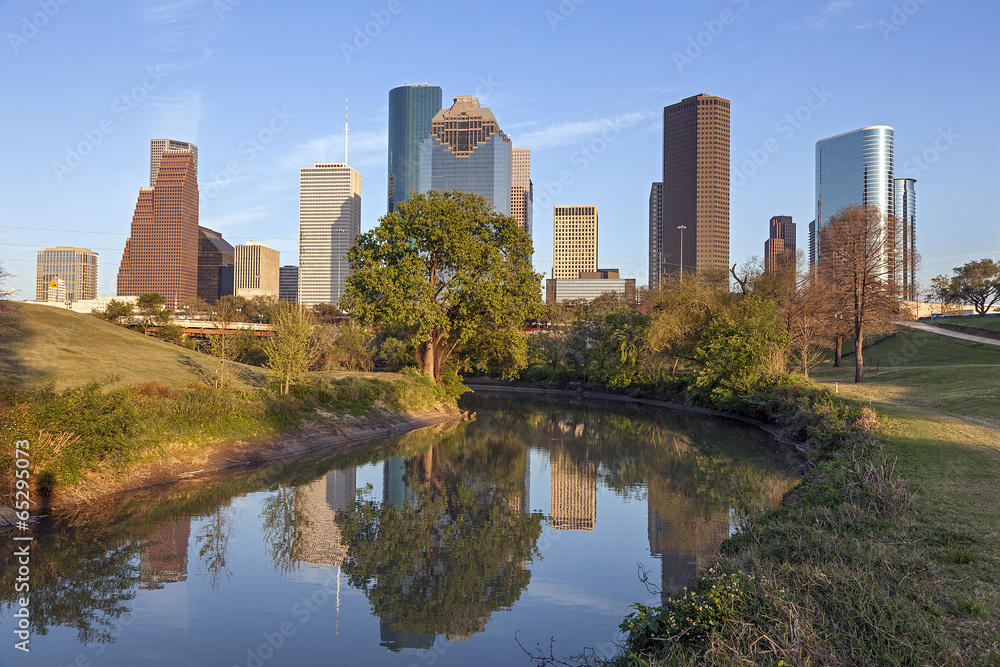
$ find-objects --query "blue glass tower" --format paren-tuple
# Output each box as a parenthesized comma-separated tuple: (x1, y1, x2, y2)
(814, 125, 894, 264)
(417, 95, 512, 216)
(387, 85, 442, 213)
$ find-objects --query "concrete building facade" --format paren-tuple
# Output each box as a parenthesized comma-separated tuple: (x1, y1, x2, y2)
(117, 145, 199, 308)
(552, 205, 598, 280)
(650, 94, 730, 286)
(299, 163, 362, 309)
(511, 147, 533, 236)
(764, 215, 796, 273)
(36, 246, 98, 302)
(234, 242, 279, 299)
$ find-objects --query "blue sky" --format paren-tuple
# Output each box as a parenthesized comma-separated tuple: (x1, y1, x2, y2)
(2, 0, 997, 300)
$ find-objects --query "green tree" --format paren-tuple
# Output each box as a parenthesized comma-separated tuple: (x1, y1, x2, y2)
(136, 292, 168, 331)
(208, 297, 239, 388)
(935, 258, 1000, 315)
(264, 303, 318, 394)
(98, 299, 135, 326)
(692, 295, 789, 410)
(342, 190, 541, 382)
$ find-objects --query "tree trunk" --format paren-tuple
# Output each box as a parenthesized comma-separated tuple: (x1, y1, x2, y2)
(854, 329, 865, 383)
(801, 348, 809, 379)
(424, 336, 436, 381)
(834, 336, 843, 367)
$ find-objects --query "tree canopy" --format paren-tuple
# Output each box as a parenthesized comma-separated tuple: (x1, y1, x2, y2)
(342, 190, 542, 382)
(932, 258, 1000, 316)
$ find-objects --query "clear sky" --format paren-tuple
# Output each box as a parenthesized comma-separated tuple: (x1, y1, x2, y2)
(2, 0, 998, 300)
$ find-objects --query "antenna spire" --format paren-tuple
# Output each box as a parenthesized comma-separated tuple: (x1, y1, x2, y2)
(344, 95, 349, 165)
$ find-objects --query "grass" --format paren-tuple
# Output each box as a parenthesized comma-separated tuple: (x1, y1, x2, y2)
(0, 302, 268, 391)
(927, 315, 1000, 334)
(610, 329, 1000, 665)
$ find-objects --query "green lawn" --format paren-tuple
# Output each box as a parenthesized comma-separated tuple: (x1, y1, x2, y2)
(927, 315, 1000, 334)
(0, 302, 268, 391)
(811, 330, 1000, 652)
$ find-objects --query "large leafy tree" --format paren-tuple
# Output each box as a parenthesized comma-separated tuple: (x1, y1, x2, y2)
(343, 190, 542, 382)
(932, 258, 1000, 316)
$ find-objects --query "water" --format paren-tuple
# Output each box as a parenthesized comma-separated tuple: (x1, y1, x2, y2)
(0, 392, 797, 666)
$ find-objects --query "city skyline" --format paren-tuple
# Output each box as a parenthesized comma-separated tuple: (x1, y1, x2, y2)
(2, 0, 996, 301)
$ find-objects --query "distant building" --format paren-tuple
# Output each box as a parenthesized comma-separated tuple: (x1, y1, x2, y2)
(299, 162, 361, 309)
(234, 242, 279, 299)
(387, 84, 442, 213)
(648, 183, 663, 289)
(894, 177, 918, 300)
(552, 205, 598, 280)
(418, 95, 512, 215)
(764, 215, 796, 273)
(814, 125, 894, 266)
(650, 94, 730, 286)
(150, 139, 197, 187)
(36, 246, 98, 302)
(197, 227, 234, 304)
(511, 147, 533, 236)
(545, 269, 637, 304)
(808, 219, 817, 267)
(279, 265, 299, 303)
(43, 276, 66, 302)
(117, 142, 199, 308)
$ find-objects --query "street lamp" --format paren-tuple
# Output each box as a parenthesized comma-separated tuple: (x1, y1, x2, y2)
(677, 225, 687, 280)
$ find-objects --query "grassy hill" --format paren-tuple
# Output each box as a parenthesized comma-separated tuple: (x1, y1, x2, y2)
(0, 302, 268, 391)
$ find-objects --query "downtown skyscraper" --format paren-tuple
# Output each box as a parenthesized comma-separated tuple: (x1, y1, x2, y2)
(418, 95, 512, 216)
(298, 162, 361, 309)
(387, 84, 442, 213)
(649, 94, 730, 288)
(117, 140, 199, 308)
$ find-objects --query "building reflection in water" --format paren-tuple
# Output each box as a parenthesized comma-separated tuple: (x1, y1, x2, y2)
(550, 451, 596, 532)
(139, 517, 191, 589)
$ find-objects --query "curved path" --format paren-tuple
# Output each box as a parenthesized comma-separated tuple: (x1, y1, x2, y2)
(895, 321, 1000, 347)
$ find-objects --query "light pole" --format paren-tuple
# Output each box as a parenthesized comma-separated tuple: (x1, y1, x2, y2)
(677, 225, 687, 280)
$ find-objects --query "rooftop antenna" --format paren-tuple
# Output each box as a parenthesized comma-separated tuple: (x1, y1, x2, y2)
(344, 95, 349, 165)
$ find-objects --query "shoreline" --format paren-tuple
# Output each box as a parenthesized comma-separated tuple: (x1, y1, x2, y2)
(12, 406, 463, 516)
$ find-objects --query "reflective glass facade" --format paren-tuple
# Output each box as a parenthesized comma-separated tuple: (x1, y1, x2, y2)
(893, 177, 917, 300)
(418, 132, 511, 216)
(387, 85, 442, 213)
(814, 126, 894, 262)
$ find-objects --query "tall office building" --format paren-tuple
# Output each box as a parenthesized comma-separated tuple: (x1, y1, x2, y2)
(197, 226, 234, 304)
(150, 139, 197, 187)
(648, 183, 663, 289)
(649, 94, 730, 286)
(234, 241, 279, 299)
(298, 162, 361, 309)
(279, 265, 299, 303)
(893, 177, 917, 300)
(552, 205, 598, 279)
(418, 95, 512, 216)
(814, 126, 894, 265)
(764, 215, 796, 273)
(511, 147, 533, 235)
(387, 84, 442, 213)
(117, 144, 199, 308)
(36, 247, 98, 302)
(808, 220, 817, 267)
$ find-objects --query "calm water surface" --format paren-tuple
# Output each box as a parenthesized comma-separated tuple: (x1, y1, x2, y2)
(1, 393, 797, 666)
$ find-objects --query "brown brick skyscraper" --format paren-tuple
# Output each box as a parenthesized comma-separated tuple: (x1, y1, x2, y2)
(117, 147, 199, 308)
(651, 94, 730, 285)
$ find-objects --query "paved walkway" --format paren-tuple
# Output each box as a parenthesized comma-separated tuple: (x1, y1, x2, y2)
(895, 321, 1000, 347)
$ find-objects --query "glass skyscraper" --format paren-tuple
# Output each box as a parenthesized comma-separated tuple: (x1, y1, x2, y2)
(417, 95, 512, 216)
(893, 177, 917, 300)
(387, 84, 442, 213)
(814, 125, 894, 263)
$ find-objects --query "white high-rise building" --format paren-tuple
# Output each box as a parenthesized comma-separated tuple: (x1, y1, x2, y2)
(298, 163, 361, 309)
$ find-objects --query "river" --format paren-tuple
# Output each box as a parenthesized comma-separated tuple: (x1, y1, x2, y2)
(0, 392, 797, 666)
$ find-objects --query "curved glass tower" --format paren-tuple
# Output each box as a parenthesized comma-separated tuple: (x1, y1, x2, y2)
(814, 125, 894, 264)
(893, 177, 917, 299)
(387, 85, 442, 213)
